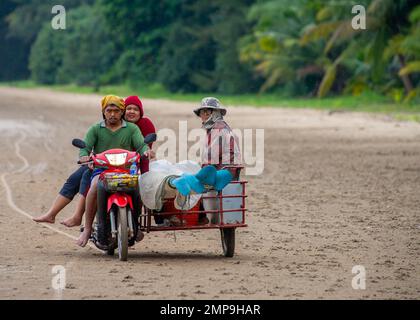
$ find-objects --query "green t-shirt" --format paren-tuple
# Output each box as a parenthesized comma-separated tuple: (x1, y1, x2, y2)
(79, 120, 148, 157)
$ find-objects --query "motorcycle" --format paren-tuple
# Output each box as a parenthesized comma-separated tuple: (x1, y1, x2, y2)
(72, 133, 157, 261)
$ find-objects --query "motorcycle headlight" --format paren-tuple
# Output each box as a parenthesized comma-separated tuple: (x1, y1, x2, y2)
(105, 153, 127, 166)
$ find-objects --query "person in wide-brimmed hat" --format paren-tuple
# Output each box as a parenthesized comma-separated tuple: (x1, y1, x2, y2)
(192, 97, 242, 225)
(193, 98, 240, 165)
(192, 97, 241, 171)
(193, 97, 227, 117)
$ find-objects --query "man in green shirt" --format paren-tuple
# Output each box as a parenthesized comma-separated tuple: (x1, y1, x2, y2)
(76, 95, 149, 247)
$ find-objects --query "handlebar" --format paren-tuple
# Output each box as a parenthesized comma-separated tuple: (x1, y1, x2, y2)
(77, 160, 93, 165)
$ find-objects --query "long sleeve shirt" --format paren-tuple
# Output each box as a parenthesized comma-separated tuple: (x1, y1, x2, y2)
(79, 120, 148, 157)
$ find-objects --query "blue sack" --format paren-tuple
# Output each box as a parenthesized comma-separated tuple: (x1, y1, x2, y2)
(214, 170, 233, 191)
(194, 165, 217, 186)
(183, 173, 205, 194)
(171, 175, 192, 196)
(172, 173, 205, 196)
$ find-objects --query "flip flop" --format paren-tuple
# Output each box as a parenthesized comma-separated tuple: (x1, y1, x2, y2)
(214, 170, 233, 191)
(194, 165, 217, 186)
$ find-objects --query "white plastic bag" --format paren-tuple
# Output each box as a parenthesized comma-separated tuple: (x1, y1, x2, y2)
(139, 160, 202, 210)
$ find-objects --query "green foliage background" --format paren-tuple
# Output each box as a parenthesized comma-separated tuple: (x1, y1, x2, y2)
(1, 0, 419, 103)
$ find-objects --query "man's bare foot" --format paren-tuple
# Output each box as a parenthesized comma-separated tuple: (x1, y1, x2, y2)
(60, 217, 82, 228)
(33, 214, 55, 224)
(76, 230, 91, 247)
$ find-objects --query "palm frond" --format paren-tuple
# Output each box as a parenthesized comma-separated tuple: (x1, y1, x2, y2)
(383, 35, 404, 60)
(316, 6, 333, 22)
(367, 0, 392, 15)
(300, 21, 341, 45)
(399, 61, 420, 76)
(409, 5, 420, 23)
(317, 63, 337, 98)
(324, 20, 362, 53)
(260, 68, 283, 93)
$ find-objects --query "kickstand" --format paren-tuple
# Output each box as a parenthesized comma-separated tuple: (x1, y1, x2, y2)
(173, 230, 177, 242)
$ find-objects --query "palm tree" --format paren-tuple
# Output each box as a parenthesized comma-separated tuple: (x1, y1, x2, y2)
(239, 0, 325, 94)
(301, 0, 418, 97)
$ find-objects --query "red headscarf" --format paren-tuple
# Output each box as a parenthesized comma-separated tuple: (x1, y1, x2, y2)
(124, 96, 156, 147)
(125, 95, 144, 118)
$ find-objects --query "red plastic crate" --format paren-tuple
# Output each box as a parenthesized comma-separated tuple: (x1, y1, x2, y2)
(162, 200, 200, 226)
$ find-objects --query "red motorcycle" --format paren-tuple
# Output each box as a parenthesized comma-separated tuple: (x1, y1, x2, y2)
(72, 133, 156, 261)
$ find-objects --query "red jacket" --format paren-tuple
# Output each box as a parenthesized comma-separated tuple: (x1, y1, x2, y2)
(136, 117, 156, 148)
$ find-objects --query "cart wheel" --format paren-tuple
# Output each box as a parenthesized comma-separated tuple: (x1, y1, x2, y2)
(220, 227, 235, 257)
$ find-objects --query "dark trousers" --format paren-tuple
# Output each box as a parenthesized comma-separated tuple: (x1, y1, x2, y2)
(59, 166, 92, 200)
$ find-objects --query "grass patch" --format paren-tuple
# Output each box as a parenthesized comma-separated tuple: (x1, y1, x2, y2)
(393, 113, 420, 123)
(2, 80, 420, 119)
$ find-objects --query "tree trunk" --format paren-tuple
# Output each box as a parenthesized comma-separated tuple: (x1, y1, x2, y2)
(398, 54, 414, 93)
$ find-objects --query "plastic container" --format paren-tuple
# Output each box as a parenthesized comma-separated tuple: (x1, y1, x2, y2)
(103, 173, 138, 192)
(162, 200, 200, 226)
(130, 163, 137, 175)
(203, 183, 244, 224)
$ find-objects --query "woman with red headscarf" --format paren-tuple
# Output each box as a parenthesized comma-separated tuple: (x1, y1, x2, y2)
(124, 95, 156, 173)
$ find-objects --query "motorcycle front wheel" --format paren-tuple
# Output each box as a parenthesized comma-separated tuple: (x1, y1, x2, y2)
(117, 206, 129, 261)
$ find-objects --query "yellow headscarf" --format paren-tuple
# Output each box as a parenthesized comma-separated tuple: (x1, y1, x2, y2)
(101, 95, 126, 112)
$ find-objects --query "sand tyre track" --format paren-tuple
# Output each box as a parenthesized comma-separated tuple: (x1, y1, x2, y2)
(117, 207, 128, 261)
(221, 227, 235, 257)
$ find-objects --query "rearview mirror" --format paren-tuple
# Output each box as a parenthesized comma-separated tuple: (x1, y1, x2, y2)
(143, 133, 157, 145)
(72, 138, 86, 149)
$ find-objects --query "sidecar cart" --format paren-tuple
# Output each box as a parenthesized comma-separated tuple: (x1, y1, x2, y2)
(138, 166, 248, 257)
